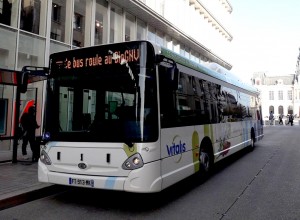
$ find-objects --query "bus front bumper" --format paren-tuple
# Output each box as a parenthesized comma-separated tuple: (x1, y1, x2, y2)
(38, 160, 162, 192)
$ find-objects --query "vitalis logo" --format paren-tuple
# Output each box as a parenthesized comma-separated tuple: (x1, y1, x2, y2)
(166, 135, 186, 156)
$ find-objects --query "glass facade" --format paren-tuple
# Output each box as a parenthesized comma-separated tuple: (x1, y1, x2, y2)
(0, 0, 232, 160)
(1, 0, 230, 70)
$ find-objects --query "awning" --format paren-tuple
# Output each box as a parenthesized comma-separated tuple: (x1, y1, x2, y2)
(0, 68, 19, 86)
(0, 67, 48, 86)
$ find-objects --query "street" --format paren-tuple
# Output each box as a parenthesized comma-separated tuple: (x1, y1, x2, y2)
(1, 126, 300, 220)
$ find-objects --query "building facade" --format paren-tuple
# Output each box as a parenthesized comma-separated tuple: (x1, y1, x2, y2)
(252, 72, 300, 120)
(0, 0, 233, 161)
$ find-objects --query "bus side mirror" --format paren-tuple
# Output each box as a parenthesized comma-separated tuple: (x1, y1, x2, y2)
(20, 71, 29, 93)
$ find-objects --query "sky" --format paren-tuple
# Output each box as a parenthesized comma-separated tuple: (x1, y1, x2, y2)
(229, 0, 300, 81)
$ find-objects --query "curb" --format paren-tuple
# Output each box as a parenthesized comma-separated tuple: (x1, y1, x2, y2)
(0, 185, 67, 211)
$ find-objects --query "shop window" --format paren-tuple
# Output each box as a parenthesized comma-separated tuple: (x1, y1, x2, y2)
(0, 99, 8, 135)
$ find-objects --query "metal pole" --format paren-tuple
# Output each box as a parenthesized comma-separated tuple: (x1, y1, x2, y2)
(12, 85, 21, 163)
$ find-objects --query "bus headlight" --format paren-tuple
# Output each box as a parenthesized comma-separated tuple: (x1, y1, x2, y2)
(40, 150, 52, 165)
(41, 132, 51, 144)
(122, 153, 144, 170)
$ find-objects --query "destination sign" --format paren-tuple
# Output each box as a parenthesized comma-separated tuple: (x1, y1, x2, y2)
(54, 48, 140, 70)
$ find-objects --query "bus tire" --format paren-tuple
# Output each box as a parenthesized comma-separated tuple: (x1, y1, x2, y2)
(249, 128, 255, 151)
(199, 138, 214, 179)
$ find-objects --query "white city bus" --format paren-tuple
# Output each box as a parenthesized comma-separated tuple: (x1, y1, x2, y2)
(38, 41, 264, 193)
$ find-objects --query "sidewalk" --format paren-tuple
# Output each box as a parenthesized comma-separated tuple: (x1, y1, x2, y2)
(263, 118, 299, 126)
(0, 161, 63, 211)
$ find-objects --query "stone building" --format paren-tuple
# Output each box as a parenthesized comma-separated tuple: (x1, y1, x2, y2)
(252, 69, 300, 119)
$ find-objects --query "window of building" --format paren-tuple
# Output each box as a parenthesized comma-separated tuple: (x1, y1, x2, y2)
(269, 91, 274, 100)
(288, 105, 293, 114)
(94, 0, 108, 45)
(73, 13, 83, 30)
(269, 106, 274, 114)
(255, 78, 261, 85)
(288, 90, 292, 100)
(20, 0, 46, 36)
(165, 35, 172, 50)
(136, 19, 146, 40)
(278, 105, 284, 115)
(18, 33, 45, 69)
(125, 13, 135, 42)
(110, 4, 122, 43)
(180, 46, 185, 56)
(278, 90, 283, 100)
(184, 47, 190, 59)
(173, 39, 180, 54)
(0, 0, 18, 27)
(73, 0, 87, 47)
(191, 51, 200, 63)
(50, 0, 71, 44)
(52, 3, 61, 22)
(155, 30, 164, 46)
(147, 25, 155, 42)
(0, 27, 17, 69)
(51, 2, 62, 41)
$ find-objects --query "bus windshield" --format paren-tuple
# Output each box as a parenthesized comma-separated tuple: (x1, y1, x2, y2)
(46, 41, 158, 143)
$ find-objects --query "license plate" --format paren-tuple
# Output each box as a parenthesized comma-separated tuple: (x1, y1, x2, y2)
(69, 178, 94, 187)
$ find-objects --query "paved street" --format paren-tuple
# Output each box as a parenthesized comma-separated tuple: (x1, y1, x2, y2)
(0, 126, 300, 219)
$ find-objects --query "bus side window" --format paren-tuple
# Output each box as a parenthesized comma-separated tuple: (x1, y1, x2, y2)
(158, 65, 177, 128)
(175, 72, 196, 126)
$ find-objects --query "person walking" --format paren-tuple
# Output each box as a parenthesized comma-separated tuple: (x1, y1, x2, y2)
(269, 111, 274, 125)
(279, 114, 283, 125)
(20, 106, 40, 162)
(287, 114, 294, 126)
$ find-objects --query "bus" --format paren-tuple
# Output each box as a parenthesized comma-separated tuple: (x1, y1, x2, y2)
(38, 41, 264, 193)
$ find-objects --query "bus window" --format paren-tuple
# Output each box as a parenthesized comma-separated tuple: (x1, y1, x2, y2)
(159, 64, 177, 128)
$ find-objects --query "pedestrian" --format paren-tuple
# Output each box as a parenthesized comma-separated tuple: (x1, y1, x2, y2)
(279, 114, 283, 125)
(269, 111, 274, 125)
(20, 106, 40, 162)
(287, 114, 294, 126)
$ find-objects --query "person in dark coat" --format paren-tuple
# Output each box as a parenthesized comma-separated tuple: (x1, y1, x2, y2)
(287, 114, 294, 126)
(20, 106, 40, 161)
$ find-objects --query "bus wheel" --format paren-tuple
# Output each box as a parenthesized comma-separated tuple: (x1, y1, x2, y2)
(199, 141, 213, 178)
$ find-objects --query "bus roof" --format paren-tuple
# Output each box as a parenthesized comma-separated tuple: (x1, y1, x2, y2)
(49, 40, 259, 95)
(159, 46, 259, 94)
